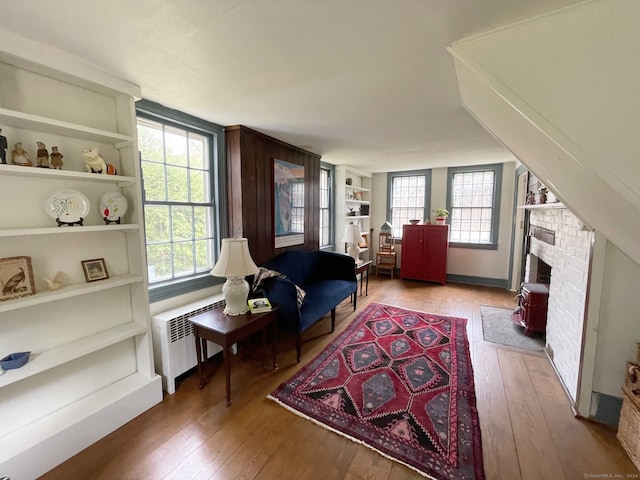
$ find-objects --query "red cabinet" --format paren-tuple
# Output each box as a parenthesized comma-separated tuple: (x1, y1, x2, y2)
(512, 282, 549, 336)
(400, 225, 449, 284)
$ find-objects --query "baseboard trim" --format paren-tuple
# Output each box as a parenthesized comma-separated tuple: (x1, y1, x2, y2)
(590, 391, 623, 428)
(446, 274, 510, 289)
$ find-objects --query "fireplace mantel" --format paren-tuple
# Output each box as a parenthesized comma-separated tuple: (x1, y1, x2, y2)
(519, 202, 566, 210)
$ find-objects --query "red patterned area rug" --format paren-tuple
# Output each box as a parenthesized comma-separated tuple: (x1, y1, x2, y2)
(268, 302, 484, 480)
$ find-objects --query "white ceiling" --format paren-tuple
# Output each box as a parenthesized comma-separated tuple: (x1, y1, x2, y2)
(3, 0, 583, 172)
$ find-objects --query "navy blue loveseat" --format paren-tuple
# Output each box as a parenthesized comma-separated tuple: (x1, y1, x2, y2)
(259, 250, 357, 362)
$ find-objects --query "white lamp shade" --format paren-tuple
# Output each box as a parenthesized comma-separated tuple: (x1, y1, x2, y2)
(342, 223, 364, 244)
(210, 238, 258, 278)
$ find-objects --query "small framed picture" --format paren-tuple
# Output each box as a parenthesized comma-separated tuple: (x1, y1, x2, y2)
(0, 256, 36, 301)
(81, 258, 109, 282)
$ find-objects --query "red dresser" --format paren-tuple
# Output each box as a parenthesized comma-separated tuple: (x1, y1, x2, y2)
(512, 282, 549, 336)
(400, 224, 449, 284)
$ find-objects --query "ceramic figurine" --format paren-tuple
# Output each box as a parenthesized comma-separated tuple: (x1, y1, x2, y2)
(526, 191, 535, 205)
(36, 141, 50, 168)
(11, 142, 32, 166)
(0, 128, 7, 164)
(83, 147, 117, 175)
(50, 146, 64, 169)
(43, 271, 64, 291)
(538, 186, 548, 204)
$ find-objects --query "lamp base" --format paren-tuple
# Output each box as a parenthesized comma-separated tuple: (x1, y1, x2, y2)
(222, 276, 250, 316)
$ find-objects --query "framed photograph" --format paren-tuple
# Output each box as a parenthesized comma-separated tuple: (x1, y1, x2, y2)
(81, 258, 109, 282)
(0, 256, 36, 302)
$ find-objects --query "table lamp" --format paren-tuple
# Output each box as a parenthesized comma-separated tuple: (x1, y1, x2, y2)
(210, 238, 259, 315)
(342, 222, 364, 261)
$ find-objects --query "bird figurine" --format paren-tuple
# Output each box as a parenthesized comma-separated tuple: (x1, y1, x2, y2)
(43, 271, 65, 291)
(2, 267, 26, 294)
(82, 147, 117, 175)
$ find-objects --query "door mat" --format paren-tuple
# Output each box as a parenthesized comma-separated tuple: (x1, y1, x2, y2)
(480, 305, 545, 352)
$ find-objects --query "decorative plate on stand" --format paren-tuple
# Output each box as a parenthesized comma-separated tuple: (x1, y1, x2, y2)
(44, 189, 90, 227)
(99, 191, 128, 224)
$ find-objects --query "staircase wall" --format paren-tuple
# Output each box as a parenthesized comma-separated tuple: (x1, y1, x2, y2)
(448, 0, 640, 418)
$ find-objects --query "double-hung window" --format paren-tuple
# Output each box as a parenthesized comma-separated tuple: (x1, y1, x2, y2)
(136, 100, 225, 301)
(447, 164, 502, 249)
(319, 163, 334, 248)
(387, 170, 431, 239)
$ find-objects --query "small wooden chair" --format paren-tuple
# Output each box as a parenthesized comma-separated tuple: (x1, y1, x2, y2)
(376, 232, 396, 278)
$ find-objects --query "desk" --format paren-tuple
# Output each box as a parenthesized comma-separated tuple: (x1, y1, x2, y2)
(190, 306, 279, 406)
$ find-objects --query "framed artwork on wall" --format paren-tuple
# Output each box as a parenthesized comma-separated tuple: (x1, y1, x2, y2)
(273, 158, 305, 248)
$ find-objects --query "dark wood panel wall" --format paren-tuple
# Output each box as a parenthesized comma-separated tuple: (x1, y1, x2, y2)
(225, 125, 321, 265)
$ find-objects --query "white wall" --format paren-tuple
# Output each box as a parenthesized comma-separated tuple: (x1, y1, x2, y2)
(594, 243, 640, 396)
(446, 162, 515, 282)
(149, 285, 222, 316)
(370, 164, 514, 284)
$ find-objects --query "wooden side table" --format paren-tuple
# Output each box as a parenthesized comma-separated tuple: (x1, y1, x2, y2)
(190, 306, 279, 406)
(355, 260, 372, 298)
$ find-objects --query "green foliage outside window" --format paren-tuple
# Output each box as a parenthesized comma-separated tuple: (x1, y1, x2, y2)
(138, 118, 215, 285)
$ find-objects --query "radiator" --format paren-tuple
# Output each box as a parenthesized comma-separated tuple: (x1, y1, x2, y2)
(151, 294, 225, 394)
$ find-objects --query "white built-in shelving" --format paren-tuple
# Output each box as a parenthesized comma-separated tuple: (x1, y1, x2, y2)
(0, 107, 133, 147)
(0, 163, 136, 185)
(335, 166, 373, 261)
(0, 43, 161, 479)
(0, 273, 143, 313)
(0, 321, 146, 388)
(0, 224, 139, 237)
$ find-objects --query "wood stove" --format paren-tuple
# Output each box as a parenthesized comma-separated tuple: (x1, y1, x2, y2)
(512, 282, 550, 336)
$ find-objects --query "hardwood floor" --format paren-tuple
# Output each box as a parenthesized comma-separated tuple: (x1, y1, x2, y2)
(39, 277, 637, 480)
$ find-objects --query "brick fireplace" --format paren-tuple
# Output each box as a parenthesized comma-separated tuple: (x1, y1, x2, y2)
(526, 206, 594, 402)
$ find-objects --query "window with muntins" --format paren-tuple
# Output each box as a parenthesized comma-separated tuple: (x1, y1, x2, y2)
(136, 100, 224, 301)
(447, 164, 502, 249)
(387, 170, 431, 239)
(319, 166, 332, 247)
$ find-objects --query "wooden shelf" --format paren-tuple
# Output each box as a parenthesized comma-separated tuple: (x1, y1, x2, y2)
(345, 199, 369, 205)
(0, 224, 139, 238)
(0, 322, 147, 388)
(0, 163, 136, 185)
(345, 215, 369, 220)
(0, 274, 144, 313)
(0, 107, 133, 147)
